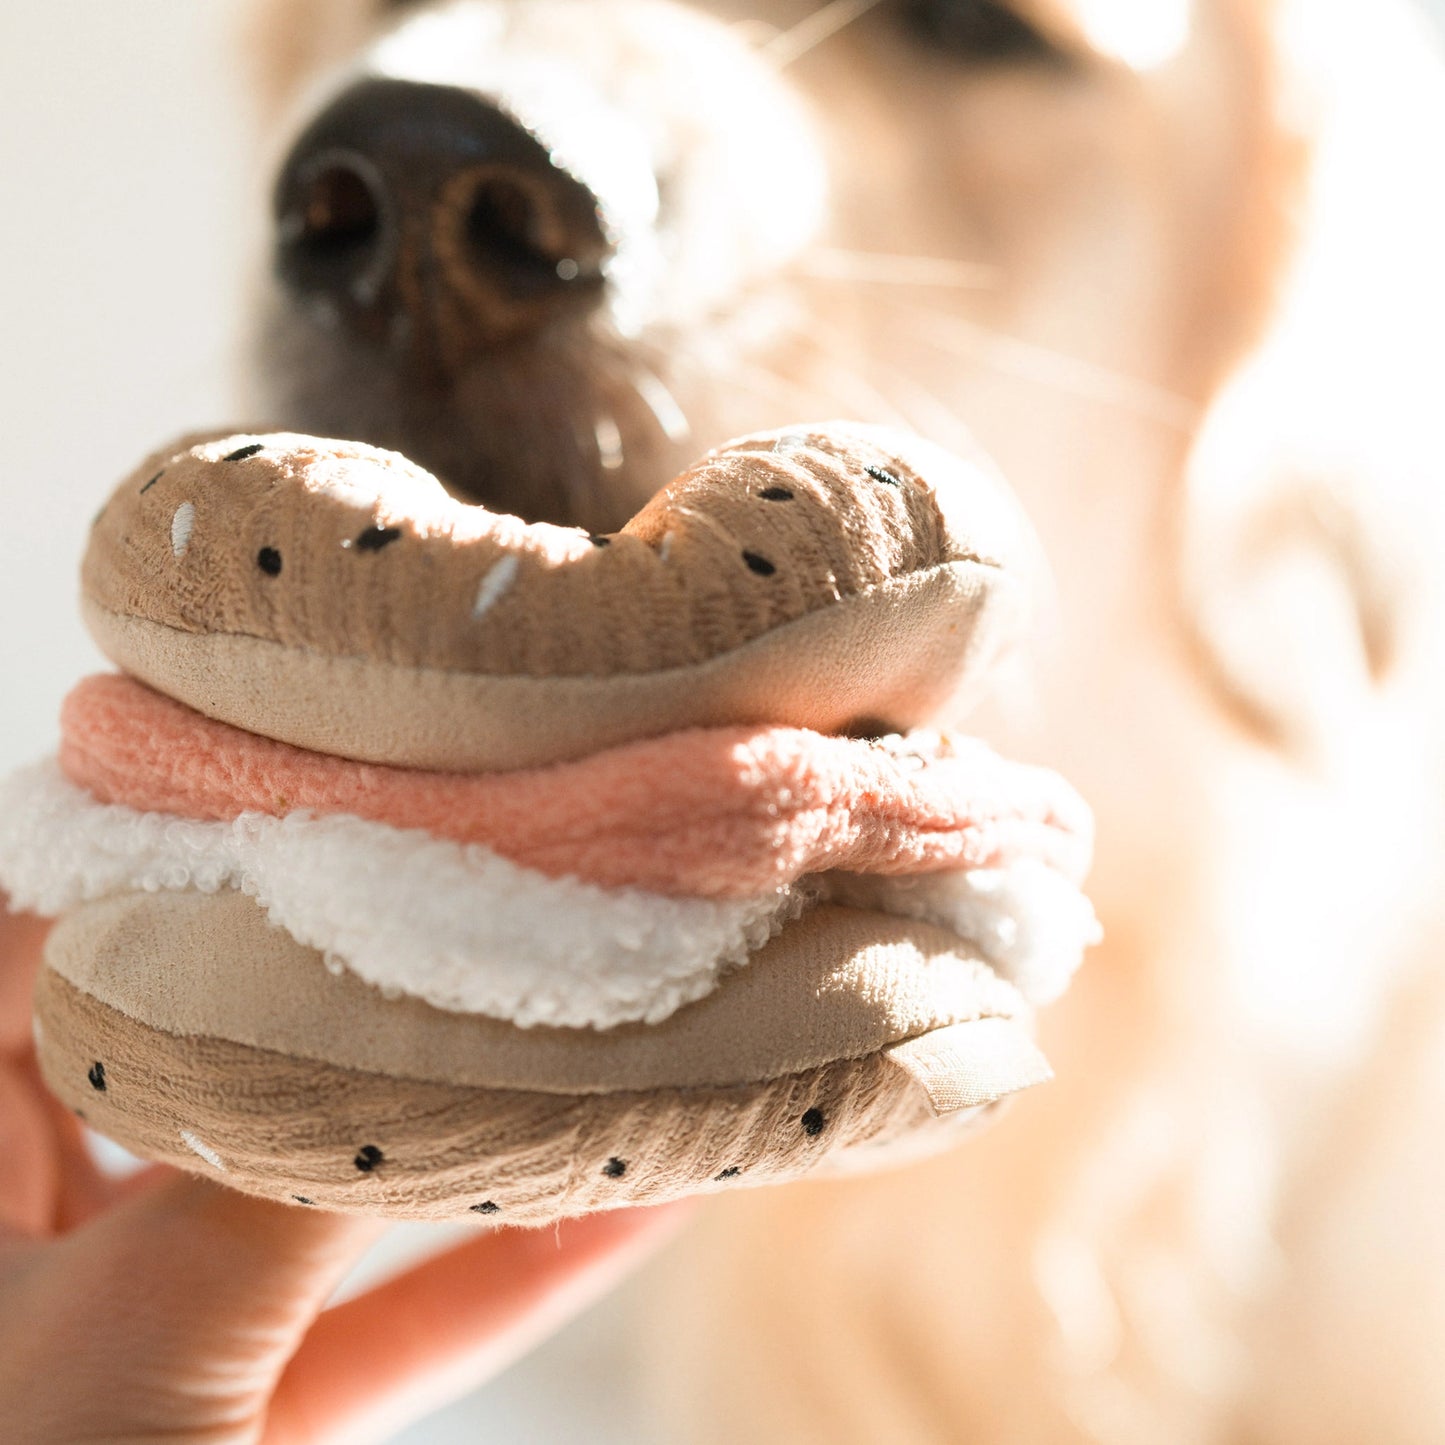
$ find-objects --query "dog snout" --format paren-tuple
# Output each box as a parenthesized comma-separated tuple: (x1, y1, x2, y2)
(274, 76, 610, 354)
(254, 0, 829, 525)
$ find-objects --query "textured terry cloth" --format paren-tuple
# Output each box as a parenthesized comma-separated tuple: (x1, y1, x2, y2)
(0, 762, 1097, 1022)
(0, 762, 793, 1029)
(59, 673, 1093, 897)
(35, 965, 1035, 1223)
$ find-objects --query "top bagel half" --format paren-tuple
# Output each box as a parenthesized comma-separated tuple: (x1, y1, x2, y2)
(81, 425, 1036, 770)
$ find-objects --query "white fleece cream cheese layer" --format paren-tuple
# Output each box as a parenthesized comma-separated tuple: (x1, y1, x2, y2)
(0, 761, 1097, 1027)
(822, 867, 1101, 1007)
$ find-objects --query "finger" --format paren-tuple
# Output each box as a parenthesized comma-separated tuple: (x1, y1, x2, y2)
(268, 1201, 695, 1445)
(0, 1042, 152, 1236)
(71, 1174, 387, 1351)
(40, 1081, 156, 1231)
(0, 905, 114, 1238)
(2, 1179, 387, 1442)
(0, 903, 50, 1054)
(97, 1158, 177, 1207)
(57, 1180, 382, 1419)
(0, 1059, 59, 1239)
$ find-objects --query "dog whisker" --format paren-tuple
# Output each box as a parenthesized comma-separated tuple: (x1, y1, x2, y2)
(777, 313, 923, 431)
(853, 365, 976, 449)
(761, 0, 886, 70)
(702, 352, 832, 418)
(905, 307, 1201, 430)
(630, 366, 692, 444)
(793, 249, 998, 290)
(773, 311, 977, 448)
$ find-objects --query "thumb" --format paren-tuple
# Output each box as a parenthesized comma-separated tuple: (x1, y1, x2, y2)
(3, 1176, 381, 1440)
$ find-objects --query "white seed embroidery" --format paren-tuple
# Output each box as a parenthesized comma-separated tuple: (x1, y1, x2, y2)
(170, 502, 196, 558)
(179, 1128, 226, 1171)
(471, 554, 520, 619)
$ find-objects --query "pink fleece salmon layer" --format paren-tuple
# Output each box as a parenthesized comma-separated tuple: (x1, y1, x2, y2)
(59, 674, 1091, 898)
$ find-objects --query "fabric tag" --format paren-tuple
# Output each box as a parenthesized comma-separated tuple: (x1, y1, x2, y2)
(883, 1018, 1052, 1115)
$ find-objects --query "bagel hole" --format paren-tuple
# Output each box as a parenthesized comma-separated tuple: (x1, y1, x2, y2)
(840, 716, 902, 741)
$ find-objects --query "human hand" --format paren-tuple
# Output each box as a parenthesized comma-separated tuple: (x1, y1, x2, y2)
(0, 903, 692, 1444)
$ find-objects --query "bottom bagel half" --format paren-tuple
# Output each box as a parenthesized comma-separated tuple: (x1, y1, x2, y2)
(35, 890, 1051, 1222)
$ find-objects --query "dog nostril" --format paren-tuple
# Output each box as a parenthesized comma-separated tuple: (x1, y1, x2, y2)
(468, 176, 557, 276)
(277, 153, 387, 302)
(462, 172, 602, 297)
(297, 163, 381, 258)
(272, 77, 612, 350)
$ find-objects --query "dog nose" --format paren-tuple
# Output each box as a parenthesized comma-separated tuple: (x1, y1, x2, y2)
(274, 77, 611, 352)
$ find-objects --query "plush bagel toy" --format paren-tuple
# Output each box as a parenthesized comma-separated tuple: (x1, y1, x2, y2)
(0, 424, 1098, 1223)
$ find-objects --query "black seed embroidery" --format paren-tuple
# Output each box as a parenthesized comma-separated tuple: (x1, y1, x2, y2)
(742, 550, 776, 577)
(292, 1196, 314, 1205)
(257, 547, 282, 577)
(589, 535, 612, 547)
(74, 1109, 87, 1121)
(602, 1157, 627, 1178)
(355, 525, 401, 552)
(865, 465, 901, 489)
(759, 486, 794, 502)
(87, 1061, 107, 1092)
(139, 470, 164, 494)
(470, 1200, 501, 1215)
(354, 1144, 384, 1173)
(801, 1107, 826, 1137)
(223, 443, 265, 462)
(714, 1166, 741, 1182)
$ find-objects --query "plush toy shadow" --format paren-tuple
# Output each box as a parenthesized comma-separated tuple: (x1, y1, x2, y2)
(0, 423, 1097, 1222)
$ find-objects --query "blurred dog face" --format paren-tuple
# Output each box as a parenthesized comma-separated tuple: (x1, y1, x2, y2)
(244, 2, 1445, 1434)
(247, 0, 1443, 968)
(250, 0, 1264, 854)
(251, 0, 1252, 531)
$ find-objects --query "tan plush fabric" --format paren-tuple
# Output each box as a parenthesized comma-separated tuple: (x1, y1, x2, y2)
(43, 891, 1037, 1093)
(83, 425, 1027, 677)
(83, 559, 1017, 769)
(35, 967, 1013, 1223)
